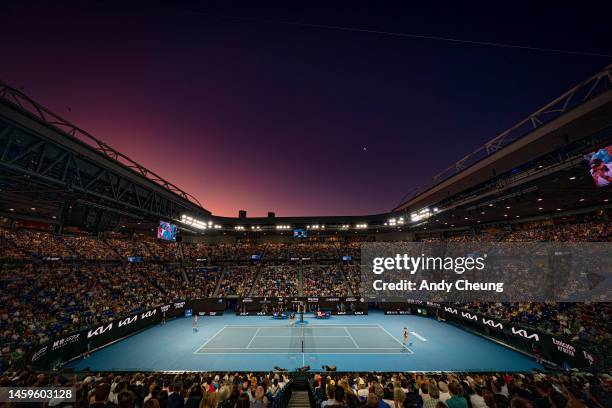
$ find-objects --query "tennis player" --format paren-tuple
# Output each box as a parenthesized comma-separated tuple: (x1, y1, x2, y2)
(192, 314, 198, 332)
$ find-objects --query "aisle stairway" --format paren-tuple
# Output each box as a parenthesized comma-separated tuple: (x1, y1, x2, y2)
(287, 391, 311, 408)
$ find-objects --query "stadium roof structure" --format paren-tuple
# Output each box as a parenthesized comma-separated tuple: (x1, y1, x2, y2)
(0, 81, 210, 230)
(1, 65, 611, 235)
(394, 64, 612, 216)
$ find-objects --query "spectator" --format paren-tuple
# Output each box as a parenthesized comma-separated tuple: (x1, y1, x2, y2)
(447, 382, 468, 408)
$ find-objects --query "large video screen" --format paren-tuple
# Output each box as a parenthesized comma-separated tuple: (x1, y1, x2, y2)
(584, 145, 612, 187)
(157, 221, 177, 241)
(293, 229, 308, 238)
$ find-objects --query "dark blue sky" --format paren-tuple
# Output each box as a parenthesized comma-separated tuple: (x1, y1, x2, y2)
(2, 1, 610, 216)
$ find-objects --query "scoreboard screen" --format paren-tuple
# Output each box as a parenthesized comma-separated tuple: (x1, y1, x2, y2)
(293, 229, 308, 238)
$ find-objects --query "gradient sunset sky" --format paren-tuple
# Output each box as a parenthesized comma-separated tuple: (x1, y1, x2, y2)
(2, 1, 610, 216)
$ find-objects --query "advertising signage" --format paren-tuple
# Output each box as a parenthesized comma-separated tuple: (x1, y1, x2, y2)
(30, 301, 186, 368)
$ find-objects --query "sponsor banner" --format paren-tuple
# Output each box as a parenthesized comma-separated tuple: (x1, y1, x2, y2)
(236, 297, 368, 315)
(197, 311, 223, 316)
(237, 310, 366, 316)
(30, 301, 185, 368)
(189, 298, 225, 315)
(425, 304, 596, 369)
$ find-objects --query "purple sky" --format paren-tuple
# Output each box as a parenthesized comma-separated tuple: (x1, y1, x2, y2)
(2, 1, 610, 216)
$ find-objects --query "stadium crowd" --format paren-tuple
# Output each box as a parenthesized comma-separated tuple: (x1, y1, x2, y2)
(0, 369, 608, 408)
(310, 370, 611, 408)
(217, 266, 258, 297)
(254, 266, 300, 297)
(0, 370, 293, 408)
(303, 265, 350, 296)
(1, 220, 611, 374)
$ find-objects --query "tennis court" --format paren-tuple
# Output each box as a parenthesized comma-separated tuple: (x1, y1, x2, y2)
(194, 324, 414, 354)
(65, 312, 542, 372)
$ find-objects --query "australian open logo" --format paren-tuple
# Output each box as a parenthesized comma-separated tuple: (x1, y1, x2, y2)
(52, 333, 80, 350)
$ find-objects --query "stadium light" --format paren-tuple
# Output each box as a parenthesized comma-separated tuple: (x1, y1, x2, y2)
(180, 214, 212, 230)
(355, 223, 367, 229)
(235, 226, 245, 230)
(410, 208, 432, 222)
(307, 224, 325, 230)
(276, 225, 291, 230)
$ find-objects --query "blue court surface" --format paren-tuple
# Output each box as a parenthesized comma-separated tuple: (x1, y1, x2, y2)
(66, 311, 542, 372)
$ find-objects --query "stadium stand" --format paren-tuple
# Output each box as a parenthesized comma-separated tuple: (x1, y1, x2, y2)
(1, 220, 610, 374)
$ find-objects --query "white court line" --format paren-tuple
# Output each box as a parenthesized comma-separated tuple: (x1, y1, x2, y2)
(246, 327, 262, 349)
(256, 335, 350, 338)
(193, 325, 229, 354)
(193, 324, 414, 355)
(194, 351, 413, 355)
(376, 324, 414, 354)
(223, 324, 381, 328)
(410, 331, 427, 342)
(199, 347, 403, 350)
(344, 327, 360, 348)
